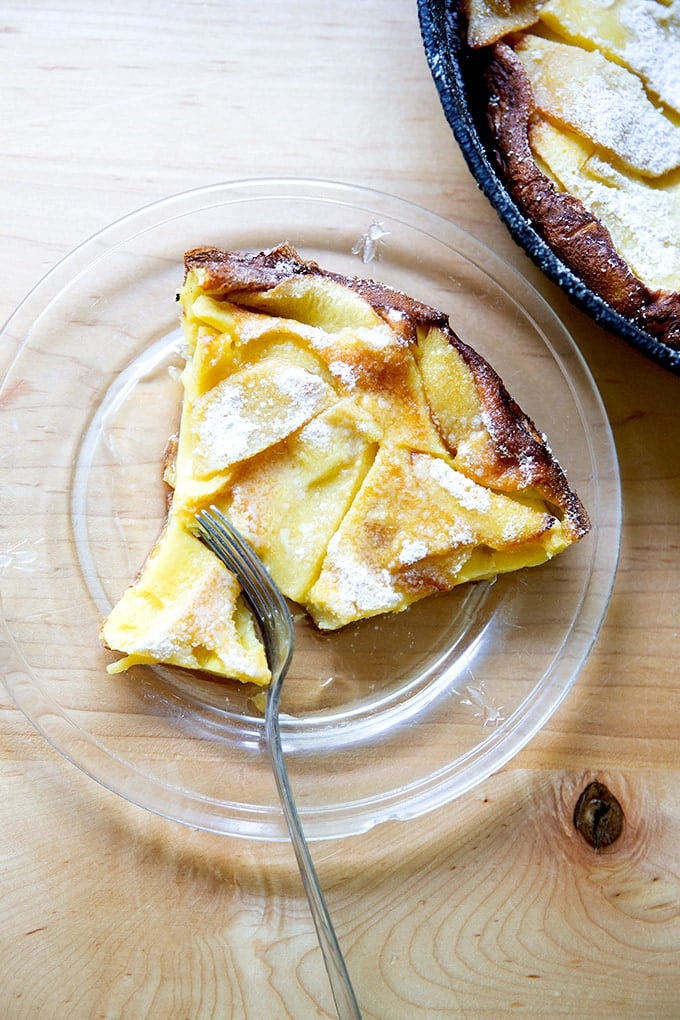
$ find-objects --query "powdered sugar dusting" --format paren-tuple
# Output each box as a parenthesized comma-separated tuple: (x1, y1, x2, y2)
(297, 414, 336, 451)
(194, 364, 331, 470)
(618, 0, 680, 114)
(533, 119, 680, 289)
(397, 538, 430, 565)
(320, 538, 402, 617)
(328, 360, 359, 389)
(520, 33, 680, 175)
(545, 0, 680, 113)
(414, 455, 492, 512)
(121, 567, 262, 676)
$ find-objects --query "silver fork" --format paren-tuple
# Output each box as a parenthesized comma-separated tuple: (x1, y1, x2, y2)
(194, 507, 362, 1020)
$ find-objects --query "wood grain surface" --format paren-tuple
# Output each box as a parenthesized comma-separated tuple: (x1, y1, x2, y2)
(1, 3, 679, 1018)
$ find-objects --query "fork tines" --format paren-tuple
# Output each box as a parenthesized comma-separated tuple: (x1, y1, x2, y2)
(196, 508, 268, 615)
(193, 507, 293, 670)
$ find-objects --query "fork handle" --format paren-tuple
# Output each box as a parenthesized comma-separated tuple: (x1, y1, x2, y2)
(266, 721, 362, 1020)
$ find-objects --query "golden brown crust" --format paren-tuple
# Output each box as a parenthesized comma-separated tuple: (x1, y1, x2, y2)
(485, 43, 680, 347)
(451, 333, 590, 539)
(185, 244, 590, 540)
(185, 243, 311, 294)
(640, 292, 680, 346)
(184, 243, 446, 338)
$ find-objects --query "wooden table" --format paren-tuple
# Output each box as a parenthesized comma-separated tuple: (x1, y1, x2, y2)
(1, 3, 678, 1017)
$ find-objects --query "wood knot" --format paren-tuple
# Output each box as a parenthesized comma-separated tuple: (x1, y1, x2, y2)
(573, 781, 624, 851)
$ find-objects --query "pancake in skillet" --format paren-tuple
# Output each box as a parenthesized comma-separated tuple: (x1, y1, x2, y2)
(465, 0, 680, 346)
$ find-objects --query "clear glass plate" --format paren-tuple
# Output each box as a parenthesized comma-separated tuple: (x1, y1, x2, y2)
(0, 179, 620, 841)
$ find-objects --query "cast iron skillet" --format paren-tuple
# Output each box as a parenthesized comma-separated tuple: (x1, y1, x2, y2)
(418, 0, 680, 375)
